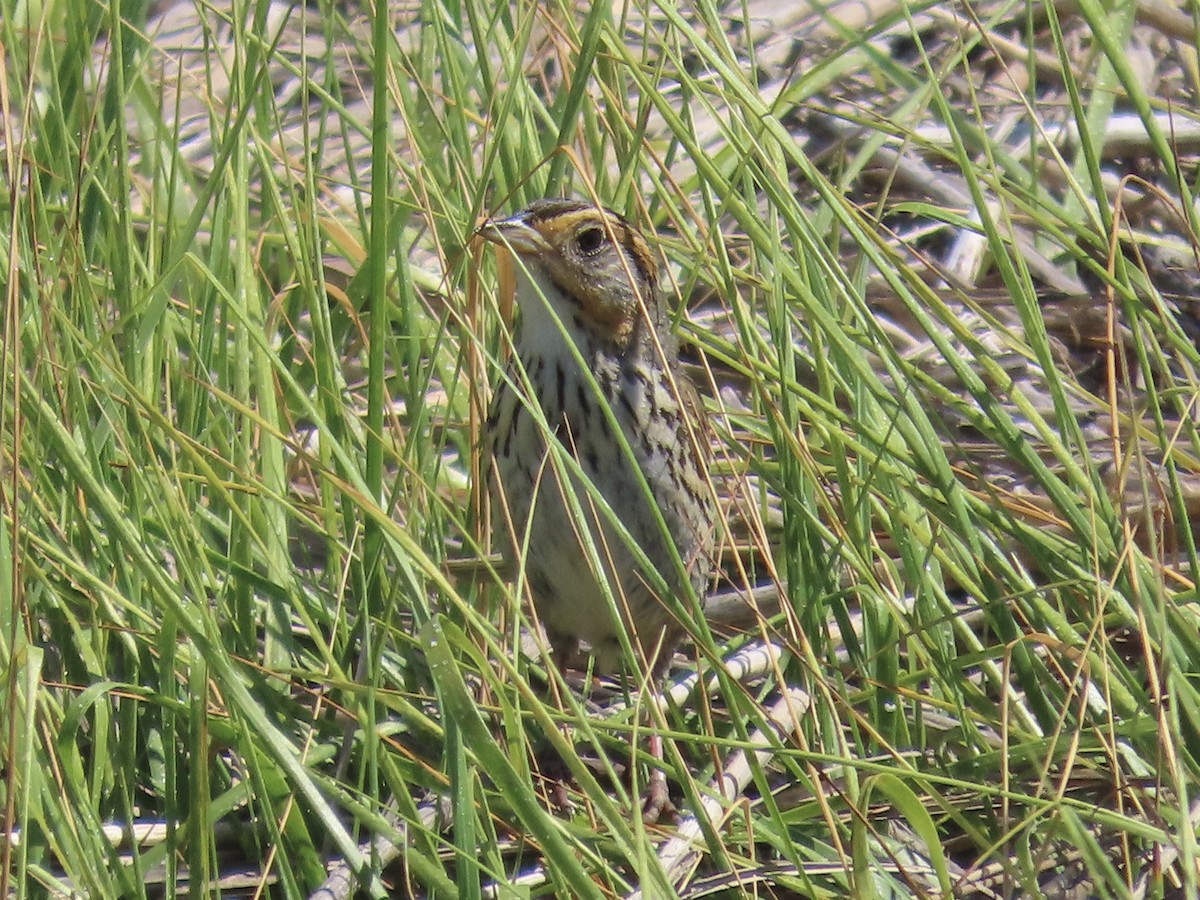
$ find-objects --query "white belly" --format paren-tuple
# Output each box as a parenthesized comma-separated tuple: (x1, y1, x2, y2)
(489, 349, 711, 671)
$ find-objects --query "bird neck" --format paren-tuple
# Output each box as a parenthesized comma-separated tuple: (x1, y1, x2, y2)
(513, 268, 662, 358)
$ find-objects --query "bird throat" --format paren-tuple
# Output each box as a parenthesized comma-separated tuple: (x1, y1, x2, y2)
(514, 268, 639, 359)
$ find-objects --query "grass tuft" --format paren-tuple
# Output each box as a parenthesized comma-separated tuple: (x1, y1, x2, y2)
(3, 0, 1199, 895)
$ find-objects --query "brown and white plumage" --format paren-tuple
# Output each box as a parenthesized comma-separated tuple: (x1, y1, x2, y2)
(482, 198, 715, 677)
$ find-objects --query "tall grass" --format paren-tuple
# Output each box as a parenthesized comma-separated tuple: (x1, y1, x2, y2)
(3, 0, 1196, 896)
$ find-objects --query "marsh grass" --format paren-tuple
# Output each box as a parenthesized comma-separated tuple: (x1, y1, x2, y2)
(3, 0, 1198, 896)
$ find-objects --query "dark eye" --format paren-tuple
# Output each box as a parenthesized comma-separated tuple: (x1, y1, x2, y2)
(576, 226, 606, 255)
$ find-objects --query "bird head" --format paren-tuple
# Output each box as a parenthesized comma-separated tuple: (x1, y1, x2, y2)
(481, 198, 663, 348)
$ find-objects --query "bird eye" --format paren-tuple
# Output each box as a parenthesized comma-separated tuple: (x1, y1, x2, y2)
(575, 226, 606, 256)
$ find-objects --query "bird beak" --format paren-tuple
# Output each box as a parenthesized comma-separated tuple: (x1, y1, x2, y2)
(480, 213, 549, 257)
